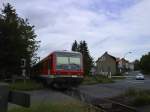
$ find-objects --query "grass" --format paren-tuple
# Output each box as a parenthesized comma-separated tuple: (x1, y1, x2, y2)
(8, 101, 100, 112)
(82, 75, 114, 85)
(9, 80, 44, 91)
(133, 95, 150, 106)
(111, 76, 126, 80)
(124, 89, 150, 106)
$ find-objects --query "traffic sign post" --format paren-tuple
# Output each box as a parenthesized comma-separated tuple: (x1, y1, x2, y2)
(0, 84, 9, 112)
(0, 83, 30, 112)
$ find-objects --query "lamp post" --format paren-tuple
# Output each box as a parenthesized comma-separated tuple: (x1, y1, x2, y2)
(123, 52, 132, 59)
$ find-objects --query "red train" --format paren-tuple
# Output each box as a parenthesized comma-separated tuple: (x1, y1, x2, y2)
(32, 51, 84, 88)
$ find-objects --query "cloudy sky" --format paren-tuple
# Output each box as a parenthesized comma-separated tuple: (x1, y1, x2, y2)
(0, 0, 150, 61)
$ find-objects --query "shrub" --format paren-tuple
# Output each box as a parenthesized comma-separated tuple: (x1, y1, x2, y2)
(125, 88, 138, 96)
(132, 95, 150, 106)
(9, 80, 43, 91)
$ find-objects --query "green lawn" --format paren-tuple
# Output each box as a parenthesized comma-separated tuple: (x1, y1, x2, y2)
(8, 80, 44, 91)
(8, 101, 101, 112)
(82, 75, 114, 85)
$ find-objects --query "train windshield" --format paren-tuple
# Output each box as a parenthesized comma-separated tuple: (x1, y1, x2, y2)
(56, 52, 81, 70)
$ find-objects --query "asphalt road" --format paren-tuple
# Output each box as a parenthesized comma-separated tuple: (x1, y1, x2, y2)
(79, 71, 150, 99)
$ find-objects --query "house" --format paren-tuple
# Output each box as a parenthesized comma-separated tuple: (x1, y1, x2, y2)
(118, 58, 130, 73)
(128, 62, 134, 71)
(96, 52, 117, 76)
(118, 58, 134, 73)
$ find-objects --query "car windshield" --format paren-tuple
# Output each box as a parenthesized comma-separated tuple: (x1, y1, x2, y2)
(56, 52, 81, 70)
(137, 73, 143, 76)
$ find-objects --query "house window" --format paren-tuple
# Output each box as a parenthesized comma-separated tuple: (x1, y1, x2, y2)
(100, 56, 105, 61)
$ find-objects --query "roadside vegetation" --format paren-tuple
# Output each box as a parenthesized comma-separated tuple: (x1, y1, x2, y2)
(112, 88, 150, 107)
(8, 101, 101, 112)
(82, 75, 114, 85)
(134, 52, 150, 75)
(111, 73, 126, 80)
(0, 3, 40, 80)
(125, 89, 150, 106)
(8, 80, 43, 91)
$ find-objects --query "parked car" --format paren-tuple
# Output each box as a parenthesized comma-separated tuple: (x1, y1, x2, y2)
(136, 73, 144, 80)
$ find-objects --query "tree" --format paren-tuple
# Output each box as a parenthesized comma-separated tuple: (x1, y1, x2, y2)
(71, 40, 78, 52)
(134, 59, 141, 70)
(79, 41, 94, 75)
(140, 52, 150, 74)
(0, 3, 40, 79)
(71, 40, 94, 75)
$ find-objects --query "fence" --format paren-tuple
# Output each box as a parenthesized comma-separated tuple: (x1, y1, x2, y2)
(0, 83, 30, 112)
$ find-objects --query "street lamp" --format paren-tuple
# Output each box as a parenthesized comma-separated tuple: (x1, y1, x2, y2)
(123, 52, 132, 72)
(123, 52, 132, 59)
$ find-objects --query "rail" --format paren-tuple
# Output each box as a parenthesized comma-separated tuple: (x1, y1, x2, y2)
(64, 88, 138, 112)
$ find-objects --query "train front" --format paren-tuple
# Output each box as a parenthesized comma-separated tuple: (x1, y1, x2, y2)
(53, 51, 83, 87)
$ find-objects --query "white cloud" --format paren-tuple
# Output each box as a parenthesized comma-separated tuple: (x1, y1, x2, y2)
(0, 0, 150, 61)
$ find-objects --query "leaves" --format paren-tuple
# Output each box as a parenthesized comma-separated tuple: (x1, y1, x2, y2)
(140, 52, 150, 74)
(0, 3, 40, 78)
(71, 40, 94, 75)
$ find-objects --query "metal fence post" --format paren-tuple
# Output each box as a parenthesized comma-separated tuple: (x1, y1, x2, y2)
(0, 83, 9, 112)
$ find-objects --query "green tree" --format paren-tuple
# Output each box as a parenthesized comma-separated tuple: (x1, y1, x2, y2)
(0, 3, 40, 79)
(134, 59, 141, 70)
(79, 41, 94, 75)
(140, 52, 150, 74)
(71, 40, 78, 52)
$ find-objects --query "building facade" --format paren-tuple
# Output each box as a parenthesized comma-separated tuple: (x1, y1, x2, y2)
(96, 52, 117, 75)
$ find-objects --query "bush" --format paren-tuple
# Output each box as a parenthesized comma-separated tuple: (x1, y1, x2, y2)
(132, 95, 150, 106)
(125, 88, 138, 96)
(82, 75, 114, 85)
(124, 89, 150, 106)
(9, 80, 43, 91)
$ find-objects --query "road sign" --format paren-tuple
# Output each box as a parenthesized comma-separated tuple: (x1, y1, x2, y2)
(0, 83, 30, 112)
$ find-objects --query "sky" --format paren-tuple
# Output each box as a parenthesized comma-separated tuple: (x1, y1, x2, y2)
(0, 0, 150, 62)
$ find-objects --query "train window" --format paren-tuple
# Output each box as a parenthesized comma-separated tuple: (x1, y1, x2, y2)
(56, 53, 81, 70)
(70, 57, 81, 65)
(57, 57, 69, 64)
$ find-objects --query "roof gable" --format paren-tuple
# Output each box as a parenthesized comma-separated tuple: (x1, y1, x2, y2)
(96, 52, 116, 62)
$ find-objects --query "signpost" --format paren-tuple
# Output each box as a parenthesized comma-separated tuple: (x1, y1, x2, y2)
(21, 58, 26, 83)
(0, 84, 9, 112)
(0, 83, 30, 112)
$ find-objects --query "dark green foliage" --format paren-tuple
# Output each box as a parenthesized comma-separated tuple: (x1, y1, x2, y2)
(82, 75, 114, 85)
(71, 40, 94, 75)
(71, 40, 78, 52)
(79, 41, 94, 75)
(140, 52, 150, 74)
(0, 3, 40, 78)
(9, 80, 43, 91)
(133, 59, 141, 70)
(125, 89, 150, 106)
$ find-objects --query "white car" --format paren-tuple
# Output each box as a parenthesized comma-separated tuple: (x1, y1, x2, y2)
(136, 73, 144, 80)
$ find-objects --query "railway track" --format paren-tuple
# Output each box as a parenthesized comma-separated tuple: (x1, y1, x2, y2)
(63, 88, 138, 112)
